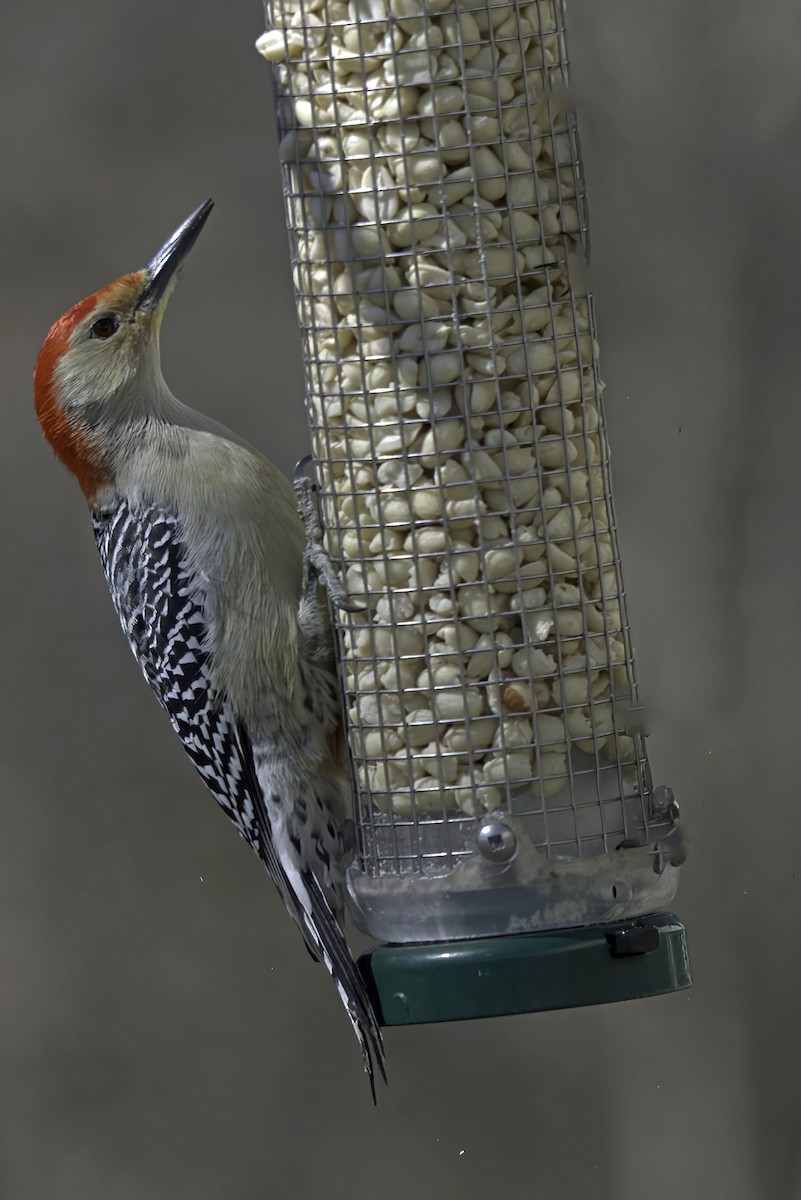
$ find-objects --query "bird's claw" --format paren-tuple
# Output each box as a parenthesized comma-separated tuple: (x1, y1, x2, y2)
(293, 457, 365, 614)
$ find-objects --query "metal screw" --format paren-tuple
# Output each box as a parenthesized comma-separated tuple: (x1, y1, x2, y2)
(476, 821, 517, 863)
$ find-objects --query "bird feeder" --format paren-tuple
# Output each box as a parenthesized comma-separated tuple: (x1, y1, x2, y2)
(258, 0, 690, 1024)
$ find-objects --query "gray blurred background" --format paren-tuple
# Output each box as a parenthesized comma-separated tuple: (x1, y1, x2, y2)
(1, 1, 799, 1196)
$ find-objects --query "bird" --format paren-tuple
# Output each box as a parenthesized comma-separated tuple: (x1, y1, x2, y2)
(33, 199, 384, 1095)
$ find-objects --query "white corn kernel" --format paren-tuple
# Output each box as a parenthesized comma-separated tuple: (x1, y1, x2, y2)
(432, 686, 484, 721)
(483, 752, 533, 784)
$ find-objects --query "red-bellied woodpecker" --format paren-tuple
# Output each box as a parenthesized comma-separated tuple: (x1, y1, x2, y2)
(33, 200, 384, 1094)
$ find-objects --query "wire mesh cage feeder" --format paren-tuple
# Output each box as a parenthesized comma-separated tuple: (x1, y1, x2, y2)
(259, 0, 690, 1024)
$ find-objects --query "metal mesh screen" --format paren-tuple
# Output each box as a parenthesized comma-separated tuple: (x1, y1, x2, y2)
(259, 0, 682, 939)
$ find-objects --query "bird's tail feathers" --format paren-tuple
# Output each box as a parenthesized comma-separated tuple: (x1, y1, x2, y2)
(297, 863, 386, 1100)
(237, 726, 385, 1096)
(267, 834, 385, 1097)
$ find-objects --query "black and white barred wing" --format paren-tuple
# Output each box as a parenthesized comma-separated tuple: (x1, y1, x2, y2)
(93, 501, 258, 842)
(91, 500, 384, 1092)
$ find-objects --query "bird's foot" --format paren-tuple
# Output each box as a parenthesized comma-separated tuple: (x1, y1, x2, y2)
(293, 456, 363, 614)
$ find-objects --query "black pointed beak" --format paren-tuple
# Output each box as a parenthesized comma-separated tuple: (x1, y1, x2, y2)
(135, 198, 214, 312)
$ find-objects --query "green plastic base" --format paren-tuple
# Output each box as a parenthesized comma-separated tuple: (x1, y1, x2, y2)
(358, 912, 691, 1026)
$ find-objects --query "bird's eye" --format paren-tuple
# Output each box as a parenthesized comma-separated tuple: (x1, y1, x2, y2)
(90, 314, 119, 339)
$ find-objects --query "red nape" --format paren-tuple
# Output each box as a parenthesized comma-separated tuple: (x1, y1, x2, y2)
(33, 272, 141, 501)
